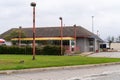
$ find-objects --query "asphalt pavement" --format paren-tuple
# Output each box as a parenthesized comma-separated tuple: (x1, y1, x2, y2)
(88, 52, 120, 58)
(1, 63, 120, 80)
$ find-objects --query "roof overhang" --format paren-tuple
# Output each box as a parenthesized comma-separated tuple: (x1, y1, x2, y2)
(11, 37, 74, 41)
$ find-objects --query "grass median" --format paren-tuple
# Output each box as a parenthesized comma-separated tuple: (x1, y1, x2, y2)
(0, 55, 120, 70)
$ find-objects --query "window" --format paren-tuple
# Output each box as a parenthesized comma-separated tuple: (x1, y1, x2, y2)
(89, 39, 94, 46)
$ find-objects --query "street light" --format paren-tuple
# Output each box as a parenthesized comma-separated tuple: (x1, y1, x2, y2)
(59, 17, 63, 55)
(74, 24, 77, 52)
(30, 2, 36, 60)
(18, 26, 22, 47)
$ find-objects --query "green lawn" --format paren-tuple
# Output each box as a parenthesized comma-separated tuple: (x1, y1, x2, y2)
(0, 55, 120, 70)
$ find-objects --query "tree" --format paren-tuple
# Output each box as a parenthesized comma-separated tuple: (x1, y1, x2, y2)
(4, 29, 26, 41)
(116, 36, 120, 42)
(107, 36, 114, 49)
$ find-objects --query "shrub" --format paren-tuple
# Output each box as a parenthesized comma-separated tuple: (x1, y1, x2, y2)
(0, 45, 65, 55)
(41, 45, 65, 55)
(0, 46, 32, 55)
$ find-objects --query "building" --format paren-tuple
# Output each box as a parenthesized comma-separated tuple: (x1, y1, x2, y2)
(111, 43, 120, 51)
(0, 26, 103, 53)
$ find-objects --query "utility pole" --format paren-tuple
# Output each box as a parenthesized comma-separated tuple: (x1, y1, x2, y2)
(92, 16, 94, 33)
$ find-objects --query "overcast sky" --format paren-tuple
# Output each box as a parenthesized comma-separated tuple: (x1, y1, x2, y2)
(0, 0, 120, 40)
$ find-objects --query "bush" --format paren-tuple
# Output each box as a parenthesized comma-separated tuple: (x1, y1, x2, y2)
(41, 45, 65, 55)
(0, 45, 65, 55)
(0, 46, 32, 55)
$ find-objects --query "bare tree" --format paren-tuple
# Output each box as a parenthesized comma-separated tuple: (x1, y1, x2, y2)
(107, 36, 114, 49)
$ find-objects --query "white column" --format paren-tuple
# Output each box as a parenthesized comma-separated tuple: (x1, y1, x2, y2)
(69, 40, 72, 52)
(94, 38, 98, 52)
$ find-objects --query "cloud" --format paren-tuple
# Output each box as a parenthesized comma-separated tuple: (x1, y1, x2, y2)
(0, 0, 120, 40)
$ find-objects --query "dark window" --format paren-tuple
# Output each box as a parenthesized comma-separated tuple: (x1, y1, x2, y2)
(63, 40, 69, 45)
(89, 39, 94, 46)
(100, 44, 106, 48)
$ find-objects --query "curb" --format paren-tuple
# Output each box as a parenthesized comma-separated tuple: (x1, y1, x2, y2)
(0, 62, 120, 74)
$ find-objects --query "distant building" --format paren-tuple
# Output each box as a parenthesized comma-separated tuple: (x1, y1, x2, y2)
(0, 26, 103, 53)
(111, 43, 120, 51)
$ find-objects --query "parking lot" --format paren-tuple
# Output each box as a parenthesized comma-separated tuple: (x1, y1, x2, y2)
(88, 52, 120, 58)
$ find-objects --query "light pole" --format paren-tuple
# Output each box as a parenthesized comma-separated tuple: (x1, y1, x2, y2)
(18, 26, 22, 47)
(74, 24, 77, 52)
(59, 17, 63, 55)
(31, 2, 36, 60)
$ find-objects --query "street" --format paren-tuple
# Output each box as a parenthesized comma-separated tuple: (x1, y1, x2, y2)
(0, 64, 120, 80)
(1, 52, 120, 80)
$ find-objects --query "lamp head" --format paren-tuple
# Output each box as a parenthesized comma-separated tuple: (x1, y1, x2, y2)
(31, 2, 36, 7)
(59, 17, 62, 20)
(74, 24, 76, 27)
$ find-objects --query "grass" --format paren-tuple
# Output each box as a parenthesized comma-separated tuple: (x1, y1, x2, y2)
(0, 55, 120, 70)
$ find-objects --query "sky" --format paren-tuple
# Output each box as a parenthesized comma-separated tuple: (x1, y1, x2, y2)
(0, 0, 120, 40)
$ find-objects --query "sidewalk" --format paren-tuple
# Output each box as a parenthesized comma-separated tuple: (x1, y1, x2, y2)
(79, 52, 94, 56)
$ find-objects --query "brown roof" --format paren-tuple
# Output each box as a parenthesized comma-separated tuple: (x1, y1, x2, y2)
(0, 26, 103, 41)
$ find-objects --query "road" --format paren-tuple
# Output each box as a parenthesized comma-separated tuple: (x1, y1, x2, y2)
(1, 64, 120, 80)
(1, 52, 120, 80)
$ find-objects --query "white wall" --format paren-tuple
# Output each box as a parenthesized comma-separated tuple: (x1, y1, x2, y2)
(77, 38, 89, 52)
